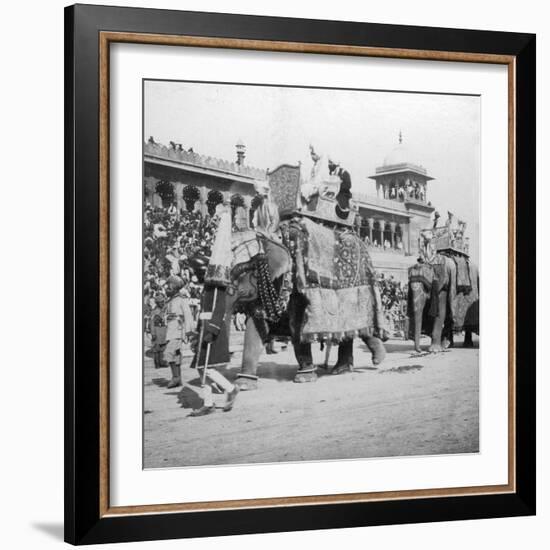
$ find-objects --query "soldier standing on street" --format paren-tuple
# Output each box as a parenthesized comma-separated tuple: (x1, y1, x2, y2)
(149, 293, 167, 370)
(164, 275, 195, 389)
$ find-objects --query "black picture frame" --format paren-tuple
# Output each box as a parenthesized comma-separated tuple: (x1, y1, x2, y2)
(65, 3, 536, 545)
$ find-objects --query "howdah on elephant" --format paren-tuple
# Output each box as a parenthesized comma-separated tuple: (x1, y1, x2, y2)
(224, 217, 388, 390)
(408, 247, 479, 353)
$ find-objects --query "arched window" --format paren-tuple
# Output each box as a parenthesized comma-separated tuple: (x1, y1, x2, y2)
(395, 224, 404, 251)
(181, 185, 200, 212)
(155, 180, 174, 208)
(230, 194, 245, 217)
(206, 189, 224, 216)
(383, 222, 393, 249)
(372, 220, 382, 247)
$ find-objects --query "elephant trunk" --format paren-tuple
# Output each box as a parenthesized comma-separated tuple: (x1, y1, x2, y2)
(410, 282, 426, 353)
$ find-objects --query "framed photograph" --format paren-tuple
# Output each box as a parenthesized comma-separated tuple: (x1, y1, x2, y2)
(65, 4, 536, 545)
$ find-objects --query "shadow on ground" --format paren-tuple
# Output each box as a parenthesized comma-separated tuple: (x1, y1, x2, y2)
(379, 364, 424, 374)
(175, 386, 203, 410)
(31, 523, 64, 542)
(152, 377, 170, 388)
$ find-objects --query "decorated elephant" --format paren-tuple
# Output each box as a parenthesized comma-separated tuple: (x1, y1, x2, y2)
(408, 250, 479, 353)
(224, 216, 388, 390)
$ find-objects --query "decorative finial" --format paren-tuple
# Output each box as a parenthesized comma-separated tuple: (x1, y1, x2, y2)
(236, 139, 246, 165)
(399, 130, 403, 144)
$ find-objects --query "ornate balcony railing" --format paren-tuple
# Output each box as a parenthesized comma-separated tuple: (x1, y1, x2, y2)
(354, 192, 408, 210)
(354, 191, 432, 210)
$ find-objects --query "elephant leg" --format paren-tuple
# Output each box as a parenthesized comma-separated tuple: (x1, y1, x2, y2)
(235, 317, 264, 391)
(429, 291, 448, 352)
(292, 338, 317, 383)
(463, 330, 474, 348)
(363, 335, 386, 365)
(413, 306, 423, 353)
(332, 339, 354, 375)
(409, 282, 427, 353)
(288, 294, 317, 383)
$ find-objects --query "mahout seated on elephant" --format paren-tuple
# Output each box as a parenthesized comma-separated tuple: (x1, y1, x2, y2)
(219, 217, 388, 390)
(408, 231, 479, 353)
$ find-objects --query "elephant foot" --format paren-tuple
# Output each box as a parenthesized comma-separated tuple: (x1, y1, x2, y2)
(414, 345, 423, 354)
(442, 338, 453, 349)
(463, 339, 474, 348)
(234, 375, 258, 391)
(364, 336, 386, 365)
(294, 368, 318, 383)
(331, 363, 354, 375)
(429, 343, 444, 353)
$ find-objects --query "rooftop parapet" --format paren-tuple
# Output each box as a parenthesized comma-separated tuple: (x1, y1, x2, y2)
(144, 141, 268, 181)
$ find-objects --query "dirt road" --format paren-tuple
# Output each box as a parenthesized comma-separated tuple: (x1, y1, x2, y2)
(144, 335, 479, 468)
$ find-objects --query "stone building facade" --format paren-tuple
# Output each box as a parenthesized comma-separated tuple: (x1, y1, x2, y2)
(144, 140, 265, 220)
(355, 134, 435, 282)
(143, 134, 436, 283)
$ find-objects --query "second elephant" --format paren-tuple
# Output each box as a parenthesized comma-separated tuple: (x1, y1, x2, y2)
(408, 253, 479, 353)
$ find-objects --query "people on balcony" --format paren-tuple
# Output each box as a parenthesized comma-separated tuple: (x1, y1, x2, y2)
(360, 227, 405, 253)
(380, 180, 427, 203)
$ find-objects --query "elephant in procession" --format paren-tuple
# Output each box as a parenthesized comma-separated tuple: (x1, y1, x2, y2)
(408, 250, 479, 353)
(224, 217, 388, 390)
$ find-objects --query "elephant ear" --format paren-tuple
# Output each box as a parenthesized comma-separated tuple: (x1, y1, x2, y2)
(260, 237, 292, 281)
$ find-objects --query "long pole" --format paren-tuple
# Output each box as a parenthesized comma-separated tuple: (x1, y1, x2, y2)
(200, 286, 218, 387)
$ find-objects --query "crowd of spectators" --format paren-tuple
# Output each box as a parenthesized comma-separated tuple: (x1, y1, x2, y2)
(382, 181, 426, 202)
(378, 274, 408, 336)
(143, 203, 219, 327)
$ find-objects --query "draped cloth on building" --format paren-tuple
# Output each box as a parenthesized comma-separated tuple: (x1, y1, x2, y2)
(282, 217, 386, 343)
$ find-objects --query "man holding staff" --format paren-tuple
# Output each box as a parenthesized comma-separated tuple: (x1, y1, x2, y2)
(190, 205, 239, 417)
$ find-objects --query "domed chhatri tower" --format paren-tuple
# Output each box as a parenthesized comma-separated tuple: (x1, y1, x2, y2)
(367, 132, 435, 254)
(370, 131, 434, 204)
(352, 132, 436, 281)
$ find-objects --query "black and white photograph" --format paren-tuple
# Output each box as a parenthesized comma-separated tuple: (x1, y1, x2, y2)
(0, 0, 544, 545)
(142, 80, 480, 469)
